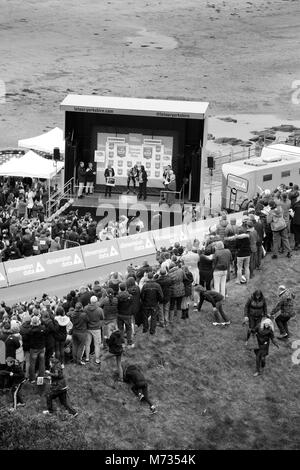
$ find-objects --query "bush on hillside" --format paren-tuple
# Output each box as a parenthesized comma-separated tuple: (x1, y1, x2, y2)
(0, 409, 89, 450)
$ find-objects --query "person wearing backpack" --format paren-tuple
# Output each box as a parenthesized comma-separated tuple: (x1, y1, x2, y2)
(267, 204, 292, 259)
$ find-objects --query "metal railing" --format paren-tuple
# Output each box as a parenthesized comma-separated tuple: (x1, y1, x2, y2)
(62, 239, 80, 250)
(159, 184, 184, 206)
(46, 177, 74, 218)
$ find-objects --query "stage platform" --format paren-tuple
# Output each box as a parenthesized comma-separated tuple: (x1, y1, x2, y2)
(65, 191, 184, 227)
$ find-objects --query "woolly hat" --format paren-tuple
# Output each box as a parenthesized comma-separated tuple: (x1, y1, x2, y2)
(90, 296, 98, 303)
(31, 316, 41, 326)
(278, 285, 287, 296)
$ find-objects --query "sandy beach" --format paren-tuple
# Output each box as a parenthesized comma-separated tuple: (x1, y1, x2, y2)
(1, 0, 300, 148)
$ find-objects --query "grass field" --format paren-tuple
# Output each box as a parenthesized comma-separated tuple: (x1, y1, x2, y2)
(1, 251, 300, 450)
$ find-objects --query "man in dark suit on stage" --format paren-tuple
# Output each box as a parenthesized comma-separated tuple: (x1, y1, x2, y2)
(104, 163, 115, 197)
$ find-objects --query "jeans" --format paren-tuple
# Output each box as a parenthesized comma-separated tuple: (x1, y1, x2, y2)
(72, 330, 87, 363)
(213, 270, 227, 297)
(29, 347, 45, 381)
(85, 329, 102, 361)
(127, 176, 136, 191)
(158, 302, 170, 325)
(24, 350, 30, 379)
(55, 340, 65, 365)
(254, 348, 267, 373)
(214, 301, 229, 323)
(131, 383, 153, 407)
(46, 389, 77, 415)
(101, 351, 123, 380)
(200, 275, 212, 291)
(272, 228, 291, 255)
(105, 185, 112, 197)
(142, 307, 158, 334)
(45, 345, 55, 370)
(138, 182, 147, 200)
(256, 244, 263, 268)
(169, 297, 183, 322)
(246, 316, 262, 340)
(117, 315, 133, 345)
(86, 181, 94, 194)
(249, 252, 257, 277)
(236, 256, 250, 282)
(275, 315, 290, 335)
(78, 182, 85, 197)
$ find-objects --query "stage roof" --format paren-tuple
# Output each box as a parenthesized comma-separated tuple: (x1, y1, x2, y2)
(60, 94, 209, 119)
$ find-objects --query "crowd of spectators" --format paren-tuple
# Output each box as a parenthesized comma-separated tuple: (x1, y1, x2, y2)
(0, 180, 298, 410)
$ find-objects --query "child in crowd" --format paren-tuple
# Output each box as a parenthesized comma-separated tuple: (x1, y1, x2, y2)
(43, 357, 78, 416)
(101, 329, 124, 381)
(253, 318, 279, 377)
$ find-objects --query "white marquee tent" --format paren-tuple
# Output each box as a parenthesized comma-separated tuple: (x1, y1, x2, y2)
(0, 150, 64, 179)
(18, 127, 65, 154)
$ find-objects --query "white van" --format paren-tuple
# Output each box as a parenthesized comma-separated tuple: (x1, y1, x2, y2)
(221, 144, 300, 210)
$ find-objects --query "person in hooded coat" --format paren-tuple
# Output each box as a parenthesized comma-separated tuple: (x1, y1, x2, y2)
(244, 290, 267, 345)
(41, 310, 57, 370)
(253, 318, 279, 377)
(168, 262, 186, 323)
(181, 265, 194, 319)
(126, 276, 141, 331)
(54, 306, 72, 366)
(270, 285, 295, 339)
(69, 302, 88, 365)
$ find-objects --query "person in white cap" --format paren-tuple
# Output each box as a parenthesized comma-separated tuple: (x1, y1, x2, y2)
(270, 285, 295, 339)
(253, 318, 279, 377)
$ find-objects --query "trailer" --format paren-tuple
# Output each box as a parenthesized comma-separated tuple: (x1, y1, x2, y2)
(221, 144, 300, 211)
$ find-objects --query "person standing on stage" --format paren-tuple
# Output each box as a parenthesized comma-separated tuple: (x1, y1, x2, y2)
(104, 163, 115, 198)
(85, 162, 96, 195)
(77, 161, 86, 198)
(137, 165, 148, 201)
(127, 165, 138, 194)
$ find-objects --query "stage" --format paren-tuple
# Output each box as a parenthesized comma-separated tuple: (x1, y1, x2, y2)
(67, 189, 184, 228)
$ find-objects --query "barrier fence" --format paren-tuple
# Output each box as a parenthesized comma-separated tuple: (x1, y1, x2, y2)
(0, 212, 244, 288)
